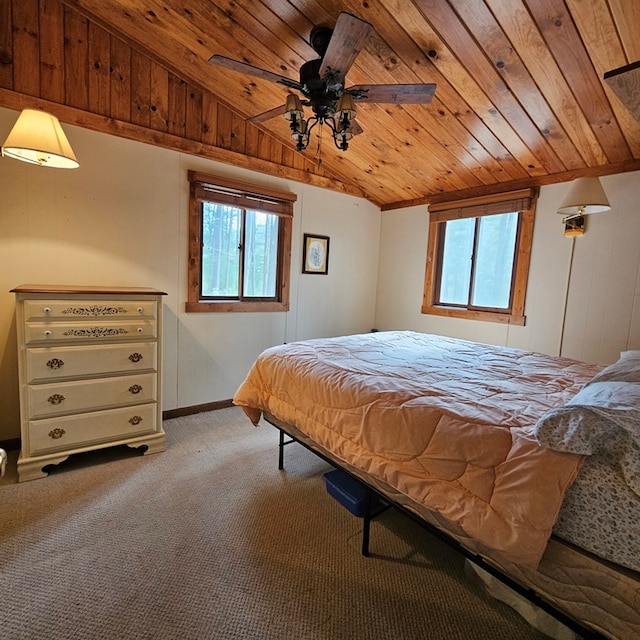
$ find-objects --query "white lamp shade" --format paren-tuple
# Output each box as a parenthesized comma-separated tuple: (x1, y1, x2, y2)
(1, 109, 79, 168)
(557, 176, 610, 215)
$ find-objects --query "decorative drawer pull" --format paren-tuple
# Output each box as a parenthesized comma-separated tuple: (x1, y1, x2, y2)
(44, 330, 52, 337)
(129, 415, 143, 425)
(137, 307, 144, 314)
(48, 428, 66, 439)
(46, 358, 65, 369)
(43, 307, 51, 315)
(129, 384, 143, 394)
(137, 327, 144, 334)
(129, 353, 143, 363)
(47, 394, 66, 405)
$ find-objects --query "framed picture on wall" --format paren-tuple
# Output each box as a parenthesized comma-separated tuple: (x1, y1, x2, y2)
(302, 233, 330, 274)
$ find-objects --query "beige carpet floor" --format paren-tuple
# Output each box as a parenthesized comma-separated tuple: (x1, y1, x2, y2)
(0, 407, 550, 639)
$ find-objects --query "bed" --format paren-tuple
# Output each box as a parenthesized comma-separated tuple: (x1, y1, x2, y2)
(232, 330, 640, 640)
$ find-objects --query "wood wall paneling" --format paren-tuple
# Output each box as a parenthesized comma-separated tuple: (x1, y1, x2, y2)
(87, 21, 110, 115)
(39, 0, 65, 103)
(130, 49, 150, 127)
(185, 86, 203, 141)
(12, 0, 40, 97)
(63, 7, 89, 110)
(167, 72, 186, 138)
(216, 102, 232, 149)
(0, 0, 339, 198)
(201, 91, 217, 146)
(149, 61, 169, 132)
(0, 1, 12, 89)
(109, 35, 131, 122)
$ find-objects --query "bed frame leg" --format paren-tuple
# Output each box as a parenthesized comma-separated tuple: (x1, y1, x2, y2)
(362, 488, 373, 557)
(278, 429, 296, 470)
(278, 429, 285, 470)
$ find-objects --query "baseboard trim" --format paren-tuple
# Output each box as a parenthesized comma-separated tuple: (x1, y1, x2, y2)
(162, 399, 234, 420)
(0, 402, 234, 451)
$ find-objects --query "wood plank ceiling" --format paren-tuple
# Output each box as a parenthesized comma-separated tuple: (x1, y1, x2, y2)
(2, 0, 640, 209)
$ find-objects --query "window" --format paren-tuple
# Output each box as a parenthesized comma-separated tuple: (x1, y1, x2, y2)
(423, 189, 537, 325)
(187, 171, 296, 312)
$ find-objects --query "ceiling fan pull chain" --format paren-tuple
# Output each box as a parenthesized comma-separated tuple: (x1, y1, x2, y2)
(315, 124, 323, 168)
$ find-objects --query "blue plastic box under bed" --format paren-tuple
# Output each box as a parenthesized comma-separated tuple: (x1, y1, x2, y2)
(323, 468, 387, 517)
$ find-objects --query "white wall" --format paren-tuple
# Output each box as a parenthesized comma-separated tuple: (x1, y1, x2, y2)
(0, 107, 381, 440)
(375, 171, 640, 363)
(3, 102, 638, 443)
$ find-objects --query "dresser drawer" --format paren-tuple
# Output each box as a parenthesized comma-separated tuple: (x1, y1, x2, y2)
(26, 342, 157, 383)
(28, 403, 158, 455)
(28, 373, 158, 419)
(23, 299, 157, 321)
(24, 318, 157, 344)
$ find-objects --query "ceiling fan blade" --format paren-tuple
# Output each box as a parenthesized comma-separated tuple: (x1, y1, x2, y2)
(247, 104, 286, 124)
(208, 54, 303, 92)
(349, 84, 437, 104)
(318, 13, 373, 85)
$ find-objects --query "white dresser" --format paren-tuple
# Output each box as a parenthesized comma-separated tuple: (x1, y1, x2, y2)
(12, 285, 167, 482)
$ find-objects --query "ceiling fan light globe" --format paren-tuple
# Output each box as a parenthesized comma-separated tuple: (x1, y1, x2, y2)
(291, 119, 309, 144)
(335, 94, 356, 122)
(283, 94, 304, 122)
(333, 127, 353, 151)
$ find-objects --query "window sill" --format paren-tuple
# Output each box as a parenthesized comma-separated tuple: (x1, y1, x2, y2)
(421, 304, 525, 326)
(186, 300, 290, 313)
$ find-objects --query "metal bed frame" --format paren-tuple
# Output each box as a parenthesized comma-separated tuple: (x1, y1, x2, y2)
(272, 417, 607, 640)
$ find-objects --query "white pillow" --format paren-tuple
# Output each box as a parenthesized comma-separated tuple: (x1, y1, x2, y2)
(534, 380, 640, 496)
(588, 350, 640, 384)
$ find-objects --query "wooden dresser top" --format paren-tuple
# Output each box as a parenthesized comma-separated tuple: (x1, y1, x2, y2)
(11, 285, 167, 296)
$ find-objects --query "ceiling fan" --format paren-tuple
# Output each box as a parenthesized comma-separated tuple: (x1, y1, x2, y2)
(209, 12, 437, 152)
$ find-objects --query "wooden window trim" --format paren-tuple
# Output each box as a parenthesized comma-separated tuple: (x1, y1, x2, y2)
(422, 189, 537, 326)
(187, 171, 295, 313)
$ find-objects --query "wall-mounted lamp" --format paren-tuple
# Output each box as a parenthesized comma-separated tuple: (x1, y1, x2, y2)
(1, 109, 79, 169)
(557, 176, 610, 220)
(556, 176, 610, 236)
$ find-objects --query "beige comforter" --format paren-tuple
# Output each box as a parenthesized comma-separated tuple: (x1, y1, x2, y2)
(233, 331, 602, 568)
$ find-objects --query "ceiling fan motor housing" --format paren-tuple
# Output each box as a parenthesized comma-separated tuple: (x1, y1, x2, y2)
(309, 26, 333, 57)
(299, 59, 340, 119)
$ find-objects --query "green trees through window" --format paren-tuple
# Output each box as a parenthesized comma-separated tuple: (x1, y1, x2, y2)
(188, 171, 295, 313)
(201, 205, 279, 299)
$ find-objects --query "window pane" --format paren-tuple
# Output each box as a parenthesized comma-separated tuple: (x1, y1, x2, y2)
(471, 212, 518, 309)
(243, 210, 278, 298)
(201, 203, 241, 297)
(439, 218, 474, 305)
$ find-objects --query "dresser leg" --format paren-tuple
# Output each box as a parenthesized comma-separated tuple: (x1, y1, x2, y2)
(17, 454, 70, 482)
(127, 432, 166, 455)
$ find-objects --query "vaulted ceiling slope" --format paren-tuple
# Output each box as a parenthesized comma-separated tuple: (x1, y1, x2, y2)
(2, 0, 640, 209)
